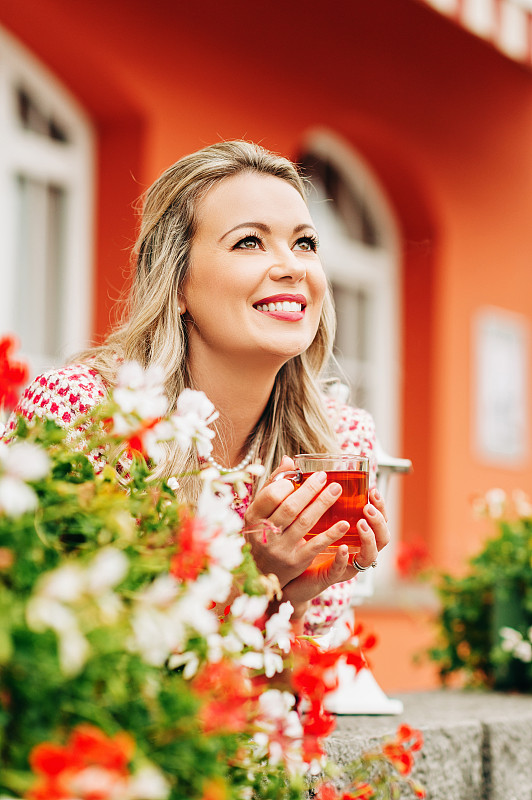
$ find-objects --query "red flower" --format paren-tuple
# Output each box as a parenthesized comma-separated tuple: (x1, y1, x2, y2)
(346, 783, 376, 800)
(192, 660, 256, 734)
(315, 783, 340, 800)
(381, 724, 424, 776)
(396, 723, 424, 752)
(382, 742, 415, 775)
(28, 724, 135, 800)
(29, 743, 74, 777)
(68, 725, 134, 771)
(170, 515, 210, 582)
(396, 539, 430, 579)
(0, 334, 28, 411)
(201, 778, 228, 800)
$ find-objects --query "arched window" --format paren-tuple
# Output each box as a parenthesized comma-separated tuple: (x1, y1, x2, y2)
(300, 131, 403, 584)
(0, 26, 94, 373)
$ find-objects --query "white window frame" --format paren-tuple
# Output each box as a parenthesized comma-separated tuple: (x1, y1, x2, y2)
(300, 128, 403, 586)
(0, 25, 94, 373)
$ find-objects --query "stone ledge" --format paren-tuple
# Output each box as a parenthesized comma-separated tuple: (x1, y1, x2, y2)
(326, 690, 532, 800)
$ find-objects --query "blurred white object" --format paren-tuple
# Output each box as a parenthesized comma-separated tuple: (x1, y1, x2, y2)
(325, 663, 404, 715)
(323, 441, 412, 716)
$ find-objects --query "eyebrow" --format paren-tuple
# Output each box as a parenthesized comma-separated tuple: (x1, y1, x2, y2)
(219, 222, 318, 242)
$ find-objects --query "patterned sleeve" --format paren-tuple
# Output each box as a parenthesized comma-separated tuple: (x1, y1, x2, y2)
(303, 397, 378, 637)
(2, 364, 109, 470)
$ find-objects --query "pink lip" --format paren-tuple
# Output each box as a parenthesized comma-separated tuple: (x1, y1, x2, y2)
(253, 294, 307, 307)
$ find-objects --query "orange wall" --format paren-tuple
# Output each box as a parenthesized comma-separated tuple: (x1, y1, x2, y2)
(3, 0, 532, 690)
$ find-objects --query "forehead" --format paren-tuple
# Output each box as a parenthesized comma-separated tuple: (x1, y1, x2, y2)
(195, 172, 312, 234)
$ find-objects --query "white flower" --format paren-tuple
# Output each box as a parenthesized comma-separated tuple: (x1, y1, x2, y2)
(231, 594, 269, 623)
(167, 650, 200, 678)
(130, 606, 185, 667)
(265, 602, 293, 653)
(114, 361, 168, 420)
(0, 441, 50, 481)
(167, 476, 180, 492)
(514, 640, 532, 663)
(26, 596, 78, 633)
(499, 626, 532, 662)
(26, 596, 90, 676)
(38, 564, 85, 602)
(127, 765, 170, 800)
(500, 626, 522, 651)
(0, 475, 39, 517)
(196, 480, 243, 538)
(208, 530, 245, 572)
(58, 626, 91, 676)
(85, 548, 129, 594)
(170, 389, 218, 458)
(70, 767, 127, 798)
(484, 488, 507, 519)
(138, 574, 180, 608)
(513, 489, 532, 518)
(193, 565, 234, 605)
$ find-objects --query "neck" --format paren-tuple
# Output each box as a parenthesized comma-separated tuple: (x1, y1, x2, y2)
(188, 350, 282, 468)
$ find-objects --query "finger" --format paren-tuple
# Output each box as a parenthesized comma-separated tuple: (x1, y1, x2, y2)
(273, 475, 341, 534)
(267, 456, 295, 484)
(354, 519, 379, 568)
(244, 477, 296, 526)
(363, 502, 390, 551)
(268, 470, 332, 530)
(321, 544, 355, 587)
(300, 519, 350, 559)
(369, 487, 388, 522)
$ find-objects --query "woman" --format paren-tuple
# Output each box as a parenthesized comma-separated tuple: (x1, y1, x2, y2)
(6, 140, 389, 634)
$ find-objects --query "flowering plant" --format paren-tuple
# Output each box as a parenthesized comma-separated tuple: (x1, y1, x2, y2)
(429, 488, 532, 690)
(0, 335, 424, 800)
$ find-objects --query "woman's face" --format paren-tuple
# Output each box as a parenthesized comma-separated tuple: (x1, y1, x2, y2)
(182, 172, 327, 372)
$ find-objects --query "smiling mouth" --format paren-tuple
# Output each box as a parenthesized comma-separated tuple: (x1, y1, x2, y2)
(255, 300, 303, 313)
(253, 294, 307, 315)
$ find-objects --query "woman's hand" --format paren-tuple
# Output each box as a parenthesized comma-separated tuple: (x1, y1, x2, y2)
(280, 486, 389, 609)
(244, 457, 390, 589)
(244, 456, 350, 587)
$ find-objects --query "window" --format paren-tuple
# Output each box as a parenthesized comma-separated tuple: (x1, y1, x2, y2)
(300, 130, 402, 585)
(0, 26, 94, 374)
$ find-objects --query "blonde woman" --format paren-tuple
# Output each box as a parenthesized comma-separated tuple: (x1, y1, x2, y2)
(6, 141, 390, 634)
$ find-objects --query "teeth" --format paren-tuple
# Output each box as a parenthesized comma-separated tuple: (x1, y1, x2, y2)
(256, 302, 303, 312)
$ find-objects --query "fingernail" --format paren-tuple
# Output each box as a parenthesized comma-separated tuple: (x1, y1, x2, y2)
(330, 483, 342, 497)
(339, 545, 348, 557)
(373, 489, 381, 501)
(366, 504, 377, 516)
(359, 519, 370, 532)
(316, 471, 327, 485)
(338, 521, 349, 532)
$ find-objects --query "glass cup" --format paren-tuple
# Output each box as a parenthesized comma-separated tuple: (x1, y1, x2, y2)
(277, 453, 369, 556)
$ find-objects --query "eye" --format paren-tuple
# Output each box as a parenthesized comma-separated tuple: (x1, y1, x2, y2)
(233, 235, 262, 250)
(294, 234, 319, 252)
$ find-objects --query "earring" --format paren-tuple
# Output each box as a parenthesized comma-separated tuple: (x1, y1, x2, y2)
(177, 305, 182, 314)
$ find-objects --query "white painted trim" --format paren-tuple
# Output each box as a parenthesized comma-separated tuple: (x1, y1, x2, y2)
(0, 25, 94, 371)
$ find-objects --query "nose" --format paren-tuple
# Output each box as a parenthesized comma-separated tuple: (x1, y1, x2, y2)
(268, 248, 306, 283)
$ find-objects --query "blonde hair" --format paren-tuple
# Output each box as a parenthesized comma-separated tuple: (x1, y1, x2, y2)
(81, 140, 338, 500)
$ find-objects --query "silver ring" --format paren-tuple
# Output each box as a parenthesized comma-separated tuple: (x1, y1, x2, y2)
(352, 556, 378, 572)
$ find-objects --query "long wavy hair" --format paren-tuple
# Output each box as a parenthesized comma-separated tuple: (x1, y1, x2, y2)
(80, 140, 338, 501)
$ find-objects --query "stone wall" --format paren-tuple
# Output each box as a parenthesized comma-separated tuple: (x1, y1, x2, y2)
(326, 690, 532, 800)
